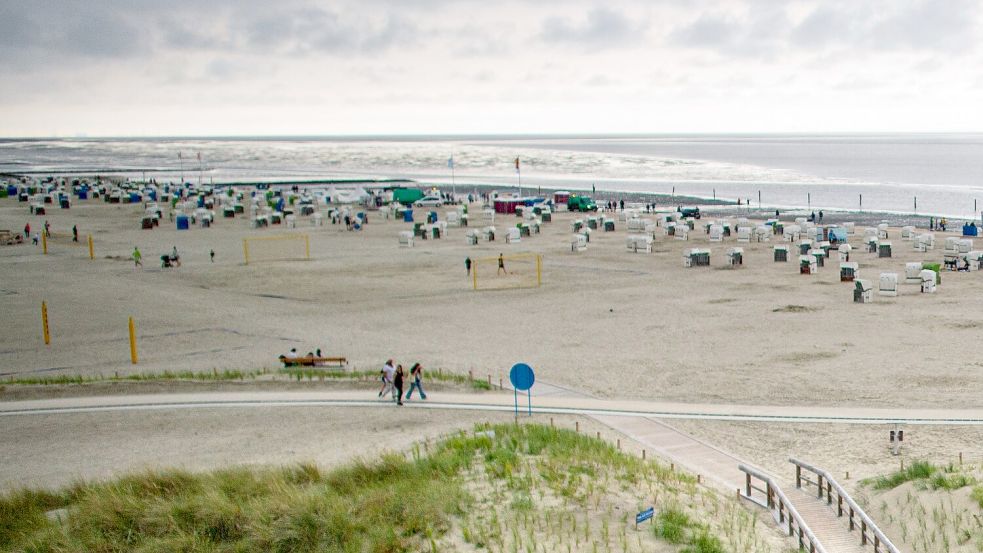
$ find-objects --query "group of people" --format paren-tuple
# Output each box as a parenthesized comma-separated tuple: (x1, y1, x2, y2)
(22, 221, 81, 245)
(378, 359, 426, 406)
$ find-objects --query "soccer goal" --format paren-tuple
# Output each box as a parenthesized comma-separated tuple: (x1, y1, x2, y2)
(472, 252, 542, 290)
(242, 234, 311, 265)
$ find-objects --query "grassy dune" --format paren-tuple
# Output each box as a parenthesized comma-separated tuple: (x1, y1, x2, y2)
(1, 423, 778, 552)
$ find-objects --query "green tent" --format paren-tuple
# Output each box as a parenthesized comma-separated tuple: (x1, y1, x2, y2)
(392, 188, 425, 205)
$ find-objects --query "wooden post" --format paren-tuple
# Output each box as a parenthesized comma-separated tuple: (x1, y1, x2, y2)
(41, 301, 50, 345)
(846, 471, 850, 480)
(817, 474, 823, 498)
(88, 235, 94, 259)
(745, 473, 751, 497)
(128, 317, 138, 364)
(642, 449, 646, 460)
(796, 465, 802, 488)
(616, 439, 620, 450)
(670, 463, 674, 472)
(861, 520, 867, 544)
(697, 474, 701, 484)
(575, 421, 579, 432)
(849, 507, 855, 530)
(596, 431, 600, 440)
(827, 481, 832, 504)
(487, 374, 491, 386)
(499, 377, 502, 389)
(900, 458, 904, 471)
(959, 452, 963, 465)
(550, 417, 554, 427)
(837, 495, 843, 516)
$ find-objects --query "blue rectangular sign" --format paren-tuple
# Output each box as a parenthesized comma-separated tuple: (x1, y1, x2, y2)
(635, 507, 654, 525)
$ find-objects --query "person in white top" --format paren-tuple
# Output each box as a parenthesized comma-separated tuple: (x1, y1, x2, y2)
(378, 359, 396, 399)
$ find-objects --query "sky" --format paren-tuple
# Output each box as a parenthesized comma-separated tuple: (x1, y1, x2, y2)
(1, 0, 982, 137)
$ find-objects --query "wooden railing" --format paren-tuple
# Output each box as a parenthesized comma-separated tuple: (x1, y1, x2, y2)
(790, 458, 901, 553)
(738, 463, 828, 553)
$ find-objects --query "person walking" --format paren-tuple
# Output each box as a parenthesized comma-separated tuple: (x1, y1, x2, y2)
(819, 210, 824, 223)
(393, 364, 405, 406)
(497, 253, 506, 275)
(24, 222, 30, 240)
(171, 246, 181, 267)
(405, 363, 427, 400)
(209, 249, 215, 262)
(132, 246, 143, 267)
(44, 220, 51, 238)
(378, 359, 395, 398)
(72, 225, 78, 243)
(465, 257, 472, 276)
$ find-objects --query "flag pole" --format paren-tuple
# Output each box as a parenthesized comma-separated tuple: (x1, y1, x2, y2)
(179, 152, 184, 184)
(450, 156, 456, 201)
(516, 157, 521, 197)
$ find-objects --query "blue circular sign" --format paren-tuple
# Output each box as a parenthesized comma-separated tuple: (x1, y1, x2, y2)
(509, 363, 535, 391)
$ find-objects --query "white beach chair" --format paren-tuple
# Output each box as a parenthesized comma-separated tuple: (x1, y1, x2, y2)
(709, 225, 724, 242)
(774, 245, 789, 262)
(916, 233, 935, 251)
(840, 262, 859, 282)
(736, 227, 751, 243)
(920, 270, 937, 293)
(878, 273, 899, 297)
(854, 279, 873, 303)
(838, 243, 852, 262)
(958, 239, 973, 254)
(844, 222, 856, 235)
(626, 234, 652, 253)
(901, 226, 916, 240)
(944, 236, 960, 255)
(798, 239, 813, 255)
(465, 229, 478, 245)
(481, 226, 496, 241)
(877, 223, 889, 239)
(571, 234, 588, 252)
(312, 212, 323, 226)
(784, 225, 801, 242)
(446, 212, 460, 227)
(754, 225, 772, 242)
(505, 227, 521, 243)
(726, 247, 744, 267)
(905, 262, 923, 284)
(399, 230, 414, 247)
(675, 225, 689, 240)
(799, 255, 818, 274)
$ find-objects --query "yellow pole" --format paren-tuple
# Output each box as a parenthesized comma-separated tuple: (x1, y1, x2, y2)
(536, 255, 542, 286)
(41, 301, 50, 345)
(242, 239, 249, 265)
(88, 235, 94, 260)
(42, 231, 47, 254)
(128, 317, 138, 364)
(304, 235, 310, 259)
(473, 260, 478, 290)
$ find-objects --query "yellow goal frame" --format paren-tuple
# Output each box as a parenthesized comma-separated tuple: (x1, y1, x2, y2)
(472, 253, 542, 290)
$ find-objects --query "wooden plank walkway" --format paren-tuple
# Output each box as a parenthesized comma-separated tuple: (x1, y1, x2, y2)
(784, 487, 868, 553)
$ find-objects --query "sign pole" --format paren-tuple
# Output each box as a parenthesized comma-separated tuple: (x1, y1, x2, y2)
(513, 388, 518, 419)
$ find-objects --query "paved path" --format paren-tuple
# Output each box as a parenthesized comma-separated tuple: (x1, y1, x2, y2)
(4, 390, 983, 425)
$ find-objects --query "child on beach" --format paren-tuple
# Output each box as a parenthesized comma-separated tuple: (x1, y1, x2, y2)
(132, 247, 142, 267)
(497, 253, 505, 275)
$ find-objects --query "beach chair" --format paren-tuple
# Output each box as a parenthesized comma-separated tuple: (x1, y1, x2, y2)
(878, 241, 892, 258)
(784, 225, 801, 242)
(726, 247, 743, 267)
(481, 226, 496, 241)
(664, 222, 676, 236)
(968, 251, 983, 271)
(838, 243, 852, 262)
(799, 255, 817, 274)
(736, 227, 751, 243)
(854, 279, 873, 303)
(809, 249, 825, 267)
(774, 245, 789, 262)
(572, 219, 583, 232)
(840, 262, 859, 282)
(905, 262, 923, 284)
(901, 226, 915, 240)
(958, 239, 973, 254)
(587, 217, 599, 230)
(920, 270, 937, 293)
(312, 212, 323, 226)
(709, 225, 724, 242)
(627, 218, 645, 232)
(917, 233, 935, 251)
(877, 223, 889, 239)
(285, 214, 297, 228)
(864, 227, 878, 242)
(465, 229, 478, 245)
(843, 222, 856, 235)
(754, 225, 771, 242)
(398, 231, 414, 247)
(944, 236, 960, 255)
(603, 218, 616, 232)
(878, 273, 899, 297)
(866, 237, 879, 253)
(798, 239, 813, 255)
(795, 217, 807, 225)
(483, 208, 495, 221)
(505, 227, 521, 243)
(446, 212, 460, 227)
(571, 234, 588, 252)
(675, 224, 689, 240)
(626, 234, 652, 253)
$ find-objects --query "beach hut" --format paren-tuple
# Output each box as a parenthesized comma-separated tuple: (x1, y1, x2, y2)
(726, 247, 744, 267)
(905, 262, 923, 284)
(799, 255, 817, 274)
(554, 191, 570, 205)
(505, 227, 521, 243)
(571, 233, 588, 252)
(879, 273, 899, 297)
(901, 226, 916, 240)
(709, 225, 724, 242)
(626, 234, 652, 253)
(878, 241, 892, 258)
(774, 245, 789, 262)
(840, 262, 859, 282)
(399, 231, 414, 247)
(675, 224, 689, 240)
(683, 248, 710, 267)
(854, 279, 873, 303)
(920, 270, 937, 293)
(736, 226, 751, 243)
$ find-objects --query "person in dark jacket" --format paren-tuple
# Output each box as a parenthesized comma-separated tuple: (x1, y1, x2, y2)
(393, 365, 405, 406)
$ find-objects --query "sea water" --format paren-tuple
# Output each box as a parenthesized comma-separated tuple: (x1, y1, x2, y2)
(1, 134, 982, 218)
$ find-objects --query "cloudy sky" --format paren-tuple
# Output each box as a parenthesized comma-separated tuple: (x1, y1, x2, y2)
(1, 0, 981, 136)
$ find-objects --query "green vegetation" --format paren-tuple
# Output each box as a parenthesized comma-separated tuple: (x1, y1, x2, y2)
(3, 367, 492, 391)
(864, 461, 976, 491)
(0, 423, 767, 552)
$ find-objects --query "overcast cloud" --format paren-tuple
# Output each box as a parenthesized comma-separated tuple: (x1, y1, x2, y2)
(1, 0, 981, 135)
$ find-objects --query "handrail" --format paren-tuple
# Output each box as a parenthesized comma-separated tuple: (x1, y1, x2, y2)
(790, 458, 901, 553)
(738, 463, 828, 553)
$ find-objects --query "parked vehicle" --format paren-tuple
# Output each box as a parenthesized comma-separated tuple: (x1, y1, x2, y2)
(680, 206, 701, 219)
(567, 196, 598, 212)
(413, 195, 444, 208)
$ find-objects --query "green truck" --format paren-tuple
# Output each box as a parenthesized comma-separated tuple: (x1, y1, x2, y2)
(567, 196, 598, 212)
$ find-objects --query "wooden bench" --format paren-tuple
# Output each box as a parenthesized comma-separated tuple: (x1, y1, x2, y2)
(279, 356, 347, 368)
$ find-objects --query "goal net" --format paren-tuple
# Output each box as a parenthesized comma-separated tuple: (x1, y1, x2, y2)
(472, 253, 542, 290)
(243, 234, 310, 265)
